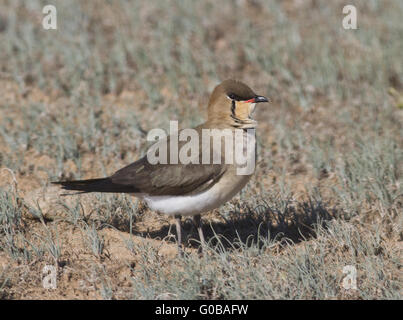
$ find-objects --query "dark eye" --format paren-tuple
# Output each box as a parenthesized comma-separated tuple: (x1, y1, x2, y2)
(228, 93, 235, 100)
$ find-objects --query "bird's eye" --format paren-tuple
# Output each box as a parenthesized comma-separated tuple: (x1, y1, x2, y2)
(228, 93, 235, 100)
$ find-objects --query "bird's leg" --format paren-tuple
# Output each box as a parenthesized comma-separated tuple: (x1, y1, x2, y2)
(193, 214, 206, 252)
(174, 214, 183, 256)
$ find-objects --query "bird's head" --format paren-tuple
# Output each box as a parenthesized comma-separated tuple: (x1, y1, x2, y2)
(207, 79, 269, 129)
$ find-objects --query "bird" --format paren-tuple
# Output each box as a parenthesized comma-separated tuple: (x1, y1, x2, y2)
(53, 79, 269, 254)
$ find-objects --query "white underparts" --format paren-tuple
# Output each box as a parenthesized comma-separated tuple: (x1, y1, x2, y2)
(142, 171, 250, 216)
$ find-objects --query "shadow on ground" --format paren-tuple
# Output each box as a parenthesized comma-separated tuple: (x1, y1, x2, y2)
(130, 197, 337, 250)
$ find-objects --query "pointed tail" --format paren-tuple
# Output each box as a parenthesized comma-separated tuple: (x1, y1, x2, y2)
(52, 177, 137, 194)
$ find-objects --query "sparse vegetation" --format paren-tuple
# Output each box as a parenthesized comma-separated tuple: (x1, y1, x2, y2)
(0, 0, 401, 299)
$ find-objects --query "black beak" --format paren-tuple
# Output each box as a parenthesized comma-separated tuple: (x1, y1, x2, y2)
(254, 95, 269, 103)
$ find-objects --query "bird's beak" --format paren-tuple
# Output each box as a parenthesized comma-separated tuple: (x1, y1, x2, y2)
(254, 95, 269, 103)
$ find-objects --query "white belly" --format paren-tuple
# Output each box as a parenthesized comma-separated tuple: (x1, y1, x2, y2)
(142, 172, 250, 216)
(143, 190, 224, 216)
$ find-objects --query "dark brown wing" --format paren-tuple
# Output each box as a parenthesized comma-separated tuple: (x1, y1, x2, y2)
(54, 124, 228, 196)
(111, 123, 229, 196)
(111, 156, 226, 196)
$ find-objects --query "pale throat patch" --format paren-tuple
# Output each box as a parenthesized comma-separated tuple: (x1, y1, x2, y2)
(233, 101, 257, 121)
